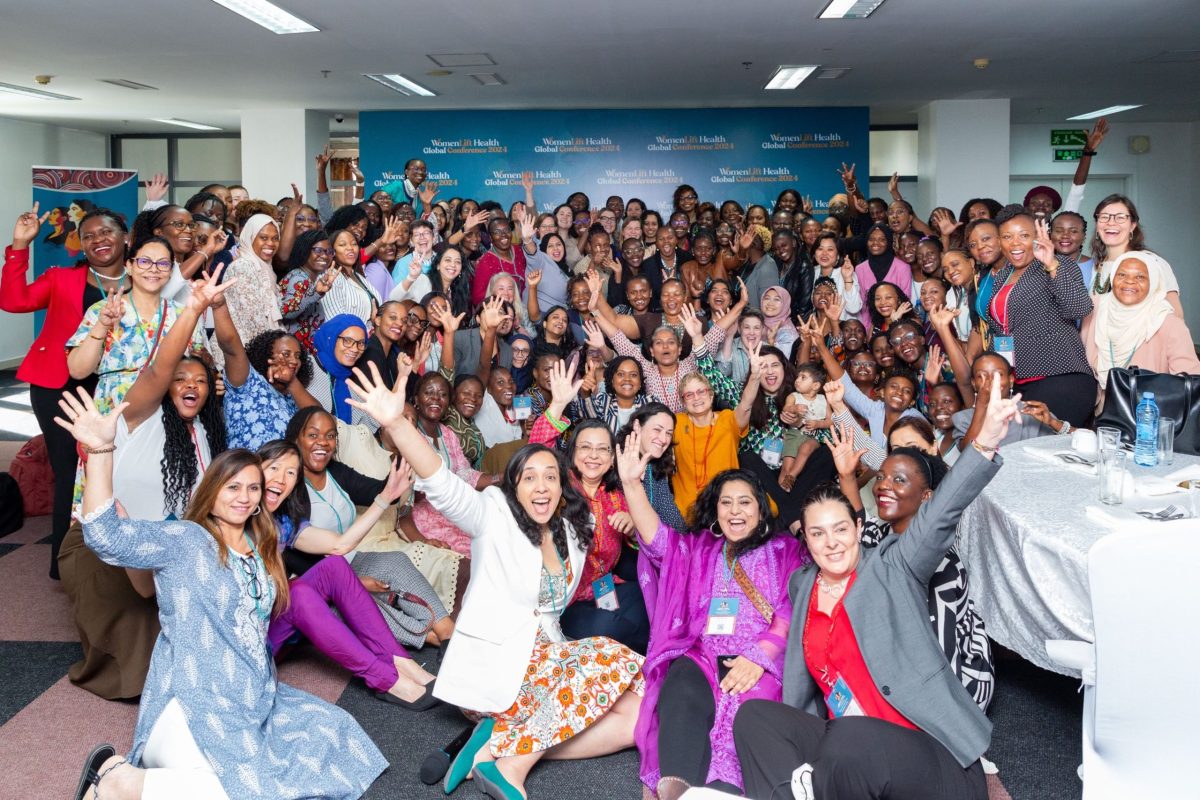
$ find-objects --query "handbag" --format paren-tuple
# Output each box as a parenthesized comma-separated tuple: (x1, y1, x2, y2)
(1094, 367, 1200, 456)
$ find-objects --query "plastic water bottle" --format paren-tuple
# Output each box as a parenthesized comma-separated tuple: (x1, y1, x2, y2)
(1134, 392, 1160, 467)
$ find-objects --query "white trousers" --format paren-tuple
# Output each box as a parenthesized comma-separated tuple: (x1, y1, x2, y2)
(140, 698, 229, 799)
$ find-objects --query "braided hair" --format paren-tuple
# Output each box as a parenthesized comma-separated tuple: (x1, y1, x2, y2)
(160, 354, 227, 517)
(501, 443, 594, 558)
(246, 330, 312, 387)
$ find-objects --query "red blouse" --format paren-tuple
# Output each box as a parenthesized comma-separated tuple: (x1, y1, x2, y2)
(802, 573, 916, 730)
(989, 282, 1017, 335)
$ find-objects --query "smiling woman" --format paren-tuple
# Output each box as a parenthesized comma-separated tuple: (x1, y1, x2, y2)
(219, 214, 285, 349)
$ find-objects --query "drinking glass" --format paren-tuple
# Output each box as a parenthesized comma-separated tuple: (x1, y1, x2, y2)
(1097, 426, 1122, 453)
(1157, 419, 1175, 466)
(1098, 449, 1127, 506)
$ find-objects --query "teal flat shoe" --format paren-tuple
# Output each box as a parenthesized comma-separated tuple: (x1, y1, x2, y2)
(472, 761, 524, 800)
(442, 717, 494, 794)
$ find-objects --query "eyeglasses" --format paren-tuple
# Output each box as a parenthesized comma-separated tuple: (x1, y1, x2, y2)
(682, 389, 711, 401)
(238, 554, 264, 601)
(296, 215, 320, 224)
(133, 257, 173, 273)
(311, 247, 334, 257)
(889, 331, 921, 347)
(679, 194, 698, 201)
(337, 336, 367, 351)
(406, 313, 429, 330)
(576, 443, 613, 456)
(1096, 212, 1131, 223)
(162, 220, 199, 232)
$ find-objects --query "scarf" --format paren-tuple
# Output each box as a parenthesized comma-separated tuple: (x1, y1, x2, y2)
(865, 222, 896, 283)
(237, 214, 279, 274)
(509, 333, 535, 393)
(761, 285, 798, 339)
(312, 314, 367, 423)
(1091, 251, 1173, 386)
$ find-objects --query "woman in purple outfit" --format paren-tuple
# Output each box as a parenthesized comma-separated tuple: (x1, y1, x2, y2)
(616, 425, 806, 798)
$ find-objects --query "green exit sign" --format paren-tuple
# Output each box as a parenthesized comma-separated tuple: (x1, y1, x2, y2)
(1051, 129, 1088, 147)
(1054, 148, 1084, 162)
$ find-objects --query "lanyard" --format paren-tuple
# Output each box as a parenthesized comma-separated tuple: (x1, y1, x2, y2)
(188, 424, 207, 474)
(690, 419, 715, 490)
(236, 532, 271, 622)
(306, 475, 354, 534)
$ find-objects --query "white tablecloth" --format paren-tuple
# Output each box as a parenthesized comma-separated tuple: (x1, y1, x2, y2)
(957, 436, 1200, 677)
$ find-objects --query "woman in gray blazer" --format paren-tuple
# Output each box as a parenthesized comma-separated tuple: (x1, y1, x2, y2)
(732, 377, 1018, 800)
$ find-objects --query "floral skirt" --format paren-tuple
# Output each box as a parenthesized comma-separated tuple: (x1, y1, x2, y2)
(487, 632, 645, 757)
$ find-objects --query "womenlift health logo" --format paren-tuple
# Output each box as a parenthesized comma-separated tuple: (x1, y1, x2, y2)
(422, 137, 508, 155)
(646, 135, 733, 152)
(710, 166, 796, 184)
(761, 132, 850, 149)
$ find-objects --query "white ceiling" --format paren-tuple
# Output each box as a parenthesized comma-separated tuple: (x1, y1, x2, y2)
(0, 0, 1197, 135)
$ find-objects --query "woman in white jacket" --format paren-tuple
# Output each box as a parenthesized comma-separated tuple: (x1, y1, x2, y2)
(345, 359, 644, 800)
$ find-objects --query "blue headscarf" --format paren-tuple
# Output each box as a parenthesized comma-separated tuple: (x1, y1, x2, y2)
(312, 313, 367, 423)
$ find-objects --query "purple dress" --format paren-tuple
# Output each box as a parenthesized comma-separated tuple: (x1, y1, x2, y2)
(634, 522, 807, 789)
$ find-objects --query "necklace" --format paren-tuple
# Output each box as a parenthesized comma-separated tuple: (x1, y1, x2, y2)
(817, 572, 850, 597)
(89, 265, 128, 286)
(689, 418, 715, 490)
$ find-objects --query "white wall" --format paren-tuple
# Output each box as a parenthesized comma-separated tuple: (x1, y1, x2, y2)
(1010, 120, 1200, 326)
(0, 116, 109, 368)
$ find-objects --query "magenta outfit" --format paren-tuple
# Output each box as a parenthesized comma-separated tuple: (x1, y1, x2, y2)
(634, 522, 807, 789)
(854, 257, 913, 328)
(269, 555, 408, 693)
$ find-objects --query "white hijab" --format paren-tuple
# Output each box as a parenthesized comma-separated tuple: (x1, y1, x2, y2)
(237, 213, 279, 272)
(1091, 250, 1173, 385)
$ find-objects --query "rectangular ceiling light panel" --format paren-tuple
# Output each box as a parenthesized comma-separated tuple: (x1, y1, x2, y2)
(470, 73, 505, 86)
(0, 82, 79, 100)
(363, 73, 437, 97)
(99, 78, 159, 90)
(153, 118, 223, 131)
(818, 0, 886, 19)
(427, 53, 496, 68)
(209, 0, 318, 34)
(765, 65, 820, 90)
(1066, 105, 1142, 121)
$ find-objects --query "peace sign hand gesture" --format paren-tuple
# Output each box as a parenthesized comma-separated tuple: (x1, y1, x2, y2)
(12, 202, 49, 248)
(97, 287, 125, 330)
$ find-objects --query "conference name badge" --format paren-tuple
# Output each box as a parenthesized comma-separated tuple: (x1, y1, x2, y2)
(593, 574, 619, 611)
(513, 395, 533, 420)
(761, 437, 785, 468)
(827, 674, 865, 718)
(994, 336, 1015, 367)
(706, 597, 739, 635)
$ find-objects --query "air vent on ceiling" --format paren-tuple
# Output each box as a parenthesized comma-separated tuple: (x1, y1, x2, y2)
(428, 53, 496, 68)
(100, 78, 159, 90)
(1139, 50, 1200, 63)
(816, 67, 852, 79)
(470, 73, 505, 86)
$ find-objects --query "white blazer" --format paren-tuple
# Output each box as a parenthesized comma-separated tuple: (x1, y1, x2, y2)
(415, 465, 586, 713)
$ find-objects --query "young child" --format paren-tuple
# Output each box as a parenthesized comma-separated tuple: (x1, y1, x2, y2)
(779, 363, 831, 490)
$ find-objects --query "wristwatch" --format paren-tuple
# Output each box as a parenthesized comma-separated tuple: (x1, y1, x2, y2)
(1058, 419, 1072, 435)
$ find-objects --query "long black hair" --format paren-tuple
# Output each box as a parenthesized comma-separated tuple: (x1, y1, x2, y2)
(257, 439, 309, 532)
(616, 402, 676, 481)
(246, 329, 312, 387)
(533, 305, 578, 359)
(688, 468, 778, 557)
(161, 354, 226, 517)
(565, 419, 620, 492)
(429, 245, 473, 318)
(501, 443, 593, 559)
(324, 204, 368, 238)
(539, 233, 572, 276)
(866, 280, 916, 333)
(744, 345, 794, 430)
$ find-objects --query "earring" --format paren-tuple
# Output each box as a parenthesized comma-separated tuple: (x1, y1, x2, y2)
(251, 507, 261, 516)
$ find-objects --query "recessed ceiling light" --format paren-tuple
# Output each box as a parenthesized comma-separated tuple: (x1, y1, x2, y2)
(427, 53, 496, 68)
(470, 73, 505, 87)
(0, 82, 79, 100)
(818, 0, 886, 19)
(152, 118, 223, 131)
(765, 65, 820, 90)
(208, 0, 318, 34)
(1066, 104, 1142, 121)
(426, 70, 453, 77)
(363, 73, 437, 97)
(99, 78, 159, 91)
(816, 67, 852, 79)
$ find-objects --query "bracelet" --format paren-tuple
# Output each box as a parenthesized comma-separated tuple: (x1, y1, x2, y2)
(1082, 149, 1097, 157)
(1058, 420, 1072, 435)
(89, 333, 107, 341)
(971, 440, 998, 455)
(373, 494, 391, 510)
(82, 443, 116, 455)
(544, 410, 571, 433)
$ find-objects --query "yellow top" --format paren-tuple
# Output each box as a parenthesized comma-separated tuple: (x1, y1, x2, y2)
(671, 408, 745, 519)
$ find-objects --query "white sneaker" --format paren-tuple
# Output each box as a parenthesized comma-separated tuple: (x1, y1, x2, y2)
(791, 763, 815, 800)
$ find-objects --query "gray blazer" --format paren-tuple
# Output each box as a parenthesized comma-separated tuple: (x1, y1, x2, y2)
(782, 445, 1000, 768)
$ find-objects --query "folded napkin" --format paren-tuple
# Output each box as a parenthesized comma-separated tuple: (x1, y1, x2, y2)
(1086, 502, 1196, 530)
(1027, 447, 1097, 475)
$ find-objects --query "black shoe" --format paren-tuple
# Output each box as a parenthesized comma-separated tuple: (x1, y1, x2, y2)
(375, 680, 441, 711)
(419, 723, 476, 785)
(74, 743, 116, 800)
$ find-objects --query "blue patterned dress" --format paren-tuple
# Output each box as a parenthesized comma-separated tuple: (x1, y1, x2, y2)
(81, 500, 387, 799)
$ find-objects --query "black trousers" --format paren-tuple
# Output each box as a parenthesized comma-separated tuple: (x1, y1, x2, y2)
(559, 579, 650, 654)
(30, 378, 96, 580)
(741, 445, 835, 530)
(1019, 370, 1096, 429)
(658, 657, 715, 786)
(733, 700, 987, 800)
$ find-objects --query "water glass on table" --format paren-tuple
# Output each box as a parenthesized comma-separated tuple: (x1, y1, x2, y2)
(1096, 426, 1122, 453)
(1157, 419, 1175, 466)
(1098, 449, 1127, 506)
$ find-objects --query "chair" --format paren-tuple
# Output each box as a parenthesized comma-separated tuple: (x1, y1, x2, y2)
(1046, 524, 1200, 799)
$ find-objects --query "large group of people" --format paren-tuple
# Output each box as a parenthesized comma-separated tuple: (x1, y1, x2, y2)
(2, 115, 1196, 800)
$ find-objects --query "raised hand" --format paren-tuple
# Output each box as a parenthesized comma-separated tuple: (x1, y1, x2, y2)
(414, 331, 433, 367)
(314, 145, 332, 174)
(432, 304, 465, 335)
(887, 171, 900, 197)
(521, 171, 535, 191)
(187, 269, 238, 312)
(827, 421, 867, 478)
(837, 162, 857, 191)
(525, 267, 542, 289)
(801, 195, 815, 216)
(479, 295, 505, 331)
(582, 319, 606, 350)
(418, 182, 439, 206)
(927, 303, 961, 331)
(976, 371, 1020, 450)
(1086, 117, 1109, 152)
(202, 227, 228, 256)
(825, 293, 844, 323)
(53, 387, 127, 450)
(1033, 218, 1057, 276)
(607, 511, 634, 537)
(315, 268, 336, 295)
(519, 209, 535, 242)
(852, 194, 869, 214)
(890, 301, 913, 322)
(584, 268, 602, 310)
(466, 209, 490, 230)
(346, 362, 408, 428)
(924, 343, 946, 386)
(747, 341, 765, 374)
(615, 424, 653, 485)
(680, 303, 704, 341)
(12, 202, 49, 247)
(383, 457, 413, 503)
(823, 379, 845, 410)
(290, 182, 303, 204)
(145, 172, 169, 203)
(547, 358, 584, 413)
(97, 287, 125, 330)
(839, 254, 855, 282)
(738, 225, 756, 252)
(931, 207, 962, 237)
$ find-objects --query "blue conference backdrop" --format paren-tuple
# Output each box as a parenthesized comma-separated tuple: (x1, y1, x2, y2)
(360, 107, 867, 214)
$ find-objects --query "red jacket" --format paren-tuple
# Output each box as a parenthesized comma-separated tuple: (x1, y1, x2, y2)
(1, 245, 90, 388)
